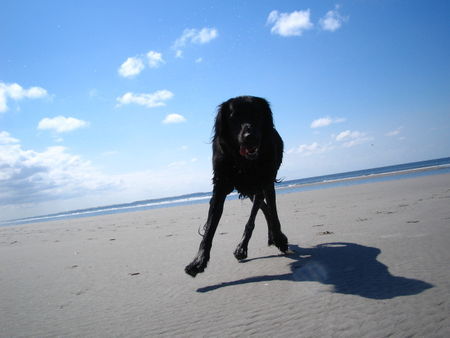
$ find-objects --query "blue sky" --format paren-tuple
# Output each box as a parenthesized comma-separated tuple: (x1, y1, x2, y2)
(1, 0, 449, 220)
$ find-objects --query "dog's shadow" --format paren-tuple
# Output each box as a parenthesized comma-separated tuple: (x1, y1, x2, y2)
(197, 242, 433, 299)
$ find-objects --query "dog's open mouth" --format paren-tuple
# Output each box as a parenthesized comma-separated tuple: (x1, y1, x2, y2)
(239, 145, 259, 159)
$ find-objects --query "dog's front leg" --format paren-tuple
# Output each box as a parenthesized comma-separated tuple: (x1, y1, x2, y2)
(185, 185, 230, 277)
(263, 183, 288, 253)
(234, 193, 263, 261)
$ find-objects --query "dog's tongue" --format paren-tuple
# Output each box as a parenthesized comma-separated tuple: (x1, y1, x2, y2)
(239, 146, 248, 156)
(240, 146, 256, 157)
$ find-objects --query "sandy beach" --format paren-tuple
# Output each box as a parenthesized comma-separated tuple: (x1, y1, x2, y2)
(1, 173, 449, 337)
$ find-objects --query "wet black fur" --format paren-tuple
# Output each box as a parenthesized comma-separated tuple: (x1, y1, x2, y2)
(185, 96, 289, 277)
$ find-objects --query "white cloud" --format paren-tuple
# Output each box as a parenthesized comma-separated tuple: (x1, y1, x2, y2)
(168, 157, 197, 168)
(118, 56, 145, 78)
(147, 51, 165, 68)
(0, 132, 117, 208)
(162, 113, 186, 124)
(101, 150, 118, 157)
(267, 10, 313, 37)
(336, 130, 361, 141)
(173, 27, 218, 49)
(0, 131, 19, 144)
(335, 130, 372, 147)
(117, 90, 174, 108)
(38, 116, 89, 133)
(386, 126, 403, 137)
(288, 129, 372, 158)
(311, 117, 332, 128)
(0, 131, 212, 221)
(175, 50, 183, 58)
(168, 160, 187, 168)
(320, 5, 347, 32)
(311, 116, 346, 128)
(88, 88, 99, 98)
(0, 82, 48, 112)
(195, 57, 203, 63)
(119, 51, 164, 77)
(287, 142, 333, 156)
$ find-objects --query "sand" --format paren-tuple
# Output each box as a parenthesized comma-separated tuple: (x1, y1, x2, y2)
(1, 173, 449, 337)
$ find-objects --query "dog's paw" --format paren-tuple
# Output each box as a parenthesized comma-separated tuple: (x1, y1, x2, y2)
(283, 249, 295, 255)
(185, 257, 207, 277)
(272, 232, 288, 253)
(185, 263, 203, 277)
(233, 246, 248, 261)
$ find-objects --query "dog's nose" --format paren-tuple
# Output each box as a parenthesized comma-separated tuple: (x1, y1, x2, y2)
(242, 124, 253, 140)
(242, 126, 254, 143)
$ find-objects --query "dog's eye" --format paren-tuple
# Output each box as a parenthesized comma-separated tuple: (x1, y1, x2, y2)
(229, 113, 239, 122)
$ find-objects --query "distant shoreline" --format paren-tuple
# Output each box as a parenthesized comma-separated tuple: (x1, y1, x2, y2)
(2, 157, 449, 227)
(277, 162, 450, 192)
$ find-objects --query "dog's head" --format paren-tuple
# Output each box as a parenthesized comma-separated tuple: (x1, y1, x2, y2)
(214, 96, 274, 160)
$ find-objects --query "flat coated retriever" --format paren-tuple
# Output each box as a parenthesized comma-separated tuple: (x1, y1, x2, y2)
(185, 96, 289, 277)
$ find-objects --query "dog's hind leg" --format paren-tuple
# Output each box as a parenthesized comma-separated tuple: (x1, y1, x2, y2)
(263, 183, 288, 253)
(185, 184, 232, 277)
(234, 193, 263, 261)
(257, 200, 275, 246)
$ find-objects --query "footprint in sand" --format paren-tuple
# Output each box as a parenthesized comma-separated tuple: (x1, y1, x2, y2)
(376, 210, 396, 215)
(129, 272, 140, 276)
(318, 231, 334, 235)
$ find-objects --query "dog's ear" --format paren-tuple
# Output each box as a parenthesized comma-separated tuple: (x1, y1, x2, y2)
(258, 97, 274, 130)
(214, 100, 230, 140)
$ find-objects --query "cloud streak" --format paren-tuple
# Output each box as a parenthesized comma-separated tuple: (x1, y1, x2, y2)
(287, 142, 334, 156)
(386, 126, 403, 137)
(172, 27, 218, 57)
(311, 116, 346, 128)
(116, 90, 174, 108)
(288, 129, 372, 157)
(173, 27, 218, 49)
(162, 113, 186, 124)
(0, 82, 48, 112)
(335, 130, 372, 147)
(38, 116, 89, 133)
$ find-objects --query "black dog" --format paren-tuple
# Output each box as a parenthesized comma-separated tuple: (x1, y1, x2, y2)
(185, 96, 288, 277)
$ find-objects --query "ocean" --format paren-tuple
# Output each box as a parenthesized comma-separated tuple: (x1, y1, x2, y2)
(2, 157, 450, 227)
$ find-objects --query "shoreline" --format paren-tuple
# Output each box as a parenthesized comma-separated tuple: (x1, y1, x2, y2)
(278, 162, 450, 191)
(2, 161, 450, 227)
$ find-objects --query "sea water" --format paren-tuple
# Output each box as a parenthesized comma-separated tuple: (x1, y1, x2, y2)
(2, 157, 449, 226)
